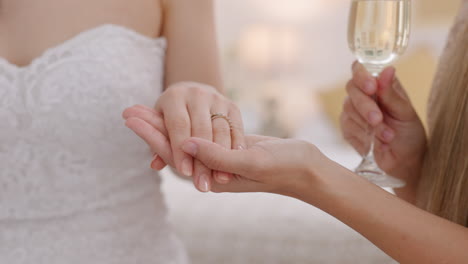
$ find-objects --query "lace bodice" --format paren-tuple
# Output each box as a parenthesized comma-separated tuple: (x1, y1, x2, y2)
(0, 24, 188, 264)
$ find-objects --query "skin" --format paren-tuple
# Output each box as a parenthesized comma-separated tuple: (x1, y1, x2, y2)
(0, 0, 241, 192)
(341, 63, 427, 203)
(125, 63, 468, 263)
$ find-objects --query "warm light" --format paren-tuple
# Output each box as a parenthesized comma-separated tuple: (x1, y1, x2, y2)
(238, 24, 301, 73)
(238, 26, 272, 72)
(250, 0, 322, 22)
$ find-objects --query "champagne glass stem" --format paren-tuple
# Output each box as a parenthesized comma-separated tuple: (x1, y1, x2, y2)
(367, 131, 376, 160)
(354, 69, 405, 188)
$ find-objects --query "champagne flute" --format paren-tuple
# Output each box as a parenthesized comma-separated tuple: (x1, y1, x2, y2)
(347, 0, 411, 188)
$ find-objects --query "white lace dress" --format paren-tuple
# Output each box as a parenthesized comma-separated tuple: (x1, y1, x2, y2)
(0, 24, 189, 264)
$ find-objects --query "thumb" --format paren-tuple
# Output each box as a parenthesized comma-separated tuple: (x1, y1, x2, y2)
(377, 67, 417, 121)
(181, 138, 251, 176)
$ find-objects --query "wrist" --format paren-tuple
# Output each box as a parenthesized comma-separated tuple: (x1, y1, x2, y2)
(291, 147, 368, 211)
(286, 144, 335, 202)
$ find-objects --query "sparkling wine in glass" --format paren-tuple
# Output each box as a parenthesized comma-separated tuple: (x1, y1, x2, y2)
(347, 0, 411, 188)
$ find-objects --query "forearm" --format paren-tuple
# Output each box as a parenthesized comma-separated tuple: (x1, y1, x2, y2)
(162, 0, 223, 91)
(296, 159, 468, 264)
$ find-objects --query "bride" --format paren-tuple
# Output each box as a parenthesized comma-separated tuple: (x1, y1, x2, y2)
(0, 0, 243, 263)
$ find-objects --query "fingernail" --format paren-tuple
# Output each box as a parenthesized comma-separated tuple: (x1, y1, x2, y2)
(368, 111, 381, 125)
(198, 174, 210, 192)
(382, 129, 395, 141)
(150, 154, 158, 170)
(181, 158, 193, 177)
(151, 159, 157, 170)
(237, 145, 245, 150)
(182, 141, 198, 156)
(151, 158, 165, 171)
(365, 80, 376, 93)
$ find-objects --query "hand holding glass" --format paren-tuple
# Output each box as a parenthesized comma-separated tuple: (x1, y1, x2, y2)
(347, 0, 411, 187)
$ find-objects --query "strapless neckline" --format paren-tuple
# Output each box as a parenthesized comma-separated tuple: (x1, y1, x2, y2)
(0, 24, 165, 71)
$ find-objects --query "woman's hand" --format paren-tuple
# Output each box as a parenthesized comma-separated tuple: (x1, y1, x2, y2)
(124, 111, 325, 195)
(123, 82, 245, 192)
(180, 135, 326, 195)
(340, 62, 427, 191)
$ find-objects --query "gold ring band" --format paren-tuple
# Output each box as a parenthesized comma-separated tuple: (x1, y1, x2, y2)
(211, 113, 233, 130)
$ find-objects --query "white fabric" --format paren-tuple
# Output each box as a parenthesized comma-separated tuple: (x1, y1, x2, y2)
(0, 24, 188, 264)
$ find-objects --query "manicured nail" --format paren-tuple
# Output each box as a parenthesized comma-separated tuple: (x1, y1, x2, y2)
(181, 158, 193, 177)
(368, 111, 381, 125)
(365, 80, 376, 93)
(382, 129, 395, 142)
(182, 141, 198, 156)
(198, 174, 210, 192)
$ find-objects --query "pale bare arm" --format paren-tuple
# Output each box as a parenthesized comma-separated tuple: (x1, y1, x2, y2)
(131, 0, 238, 188)
(125, 109, 468, 263)
(297, 160, 468, 264)
(162, 0, 223, 90)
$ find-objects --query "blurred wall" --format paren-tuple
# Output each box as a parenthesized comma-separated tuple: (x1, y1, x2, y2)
(215, 0, 462, 136)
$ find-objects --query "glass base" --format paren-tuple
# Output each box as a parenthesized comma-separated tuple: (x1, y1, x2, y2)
(355, 157, 405, 188)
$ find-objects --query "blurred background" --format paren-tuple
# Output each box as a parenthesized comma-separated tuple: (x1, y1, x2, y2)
(163, 0, 462, 263)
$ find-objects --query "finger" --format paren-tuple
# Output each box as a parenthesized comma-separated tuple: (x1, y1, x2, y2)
(340, 113, 369, 155)
(132, 104, 158, 114)
(351, 61, 378, 95)
(210, 106, 235, 184)
(374, 122, 396, 144)
(245, 134, 277, 146)
(346, 80, 383, 126)
(125, 117, 175, 167)
(188, 102, 215, 192)
(228, 104, 246, 150)
(122, 105, 168, 137)
(210, 178, 269, 193)
(346, 135, 368, 157)
(342, 96, 368, 130)
(181, 138, 253, 176)
(151, 155, 167, 171)
(160, 103, 194, 177)
(372, 136, 389, 163)
(377, 67, 417, 121)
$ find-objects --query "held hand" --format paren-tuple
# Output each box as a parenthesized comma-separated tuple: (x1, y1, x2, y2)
(123, 82, 245, 192)
(340, 62, 427, 183)
(124, 116, 324, 194)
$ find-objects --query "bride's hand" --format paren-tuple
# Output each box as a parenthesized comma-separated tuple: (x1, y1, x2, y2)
(123, 82, 245, 192)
